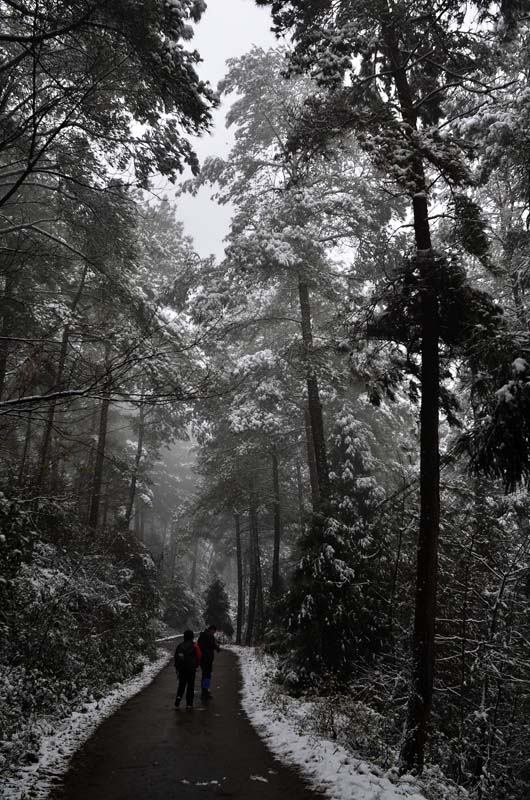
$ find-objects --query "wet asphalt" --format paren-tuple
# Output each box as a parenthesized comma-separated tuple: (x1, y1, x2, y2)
(49, 648, 324, 799)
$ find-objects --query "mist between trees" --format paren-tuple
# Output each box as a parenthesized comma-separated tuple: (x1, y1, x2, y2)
(3, 2, 530, 798)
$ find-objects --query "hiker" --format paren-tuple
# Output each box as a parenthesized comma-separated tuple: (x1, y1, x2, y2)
(198, 625, 221, 699)
(174, 629, 202, 709)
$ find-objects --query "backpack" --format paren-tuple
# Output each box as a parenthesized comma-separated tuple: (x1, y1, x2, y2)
(175, 640, 197, 671)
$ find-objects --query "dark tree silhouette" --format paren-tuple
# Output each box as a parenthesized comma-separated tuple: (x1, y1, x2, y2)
(203, 578, 234, 638)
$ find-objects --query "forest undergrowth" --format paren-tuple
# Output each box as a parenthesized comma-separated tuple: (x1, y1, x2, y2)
(0, 495, 162, 781)
(246, 647, 469, 800)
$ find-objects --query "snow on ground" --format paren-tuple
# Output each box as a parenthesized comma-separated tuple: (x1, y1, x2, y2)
(234, 646, 431, 800)
(2, 649, 172, 800)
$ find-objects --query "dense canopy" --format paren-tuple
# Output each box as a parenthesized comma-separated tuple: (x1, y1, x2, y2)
(3, 3, 530, 799)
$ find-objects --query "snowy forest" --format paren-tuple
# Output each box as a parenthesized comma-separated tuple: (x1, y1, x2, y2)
(3, 1, 530, 799)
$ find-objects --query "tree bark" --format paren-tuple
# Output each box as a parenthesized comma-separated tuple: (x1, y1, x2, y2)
(296, 456, 306, 536)
(401, 192, 440, 773)
(235, 512, 243, 645)
(0, 268, 17, 401)
(88, 346, 112, 532)
(255, 514, 264, 640)
(458, 529, 476, 781)
(303, 405, 319, 512)
(388, 481, 406, 657)
(18, 411, 32, 486)
(190, 536, 199, 590)
(35, 262, 89, 493)
(167, 530, 177, 581)
(244, 545, 257, 646)
(374, 19, 441, 771)
(124, 400, 145, 529)
(138, 504, 145, 542)
(511, 271, 525, 324)
(78, 401, 98, 517)
(101, 489, 110, 529)
(298, 278, 330, 513)
(271, 448, 282, 595)
(245, 483, 260, 644)
(133, 499, 140, 538)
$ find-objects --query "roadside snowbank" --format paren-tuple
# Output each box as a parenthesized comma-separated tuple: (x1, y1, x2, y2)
(2, 649, 171, 800)
(234, 647, 461, 800)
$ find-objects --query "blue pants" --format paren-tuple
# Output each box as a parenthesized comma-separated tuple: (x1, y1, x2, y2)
(201, 658, 213, 690)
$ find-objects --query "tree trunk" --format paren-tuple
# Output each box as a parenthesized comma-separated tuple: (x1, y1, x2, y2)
(49, 443, 61, 495)
(0, 269, 17, 401)
(101, 489, 110, 529)
(457, 529, 476, 782)
(36, 403, 56, 492)
(506, 234, 527, 325)
(375, 21, 441, 770)
(388, 481, 407, 657)
(35, 262, 89, 493)
(401, 192, 440, 772)
(235, 512, 243, 645)
(245, 484, 259, 645)
(190, 536, 199, 590)
(511, 271, 526, 324)
(255, 514, 264, 640)
(138, 504, 145, 542)
(245, 553, 257, 646)
(303, 406, 319, 512)
(125, 400, 145, 529)
(35, 339, 68, 493)
(133, 499, 140, 537)
(271, 448, 282, 595)
(241, 536, 248, 633)
(88, 348, 112, 532)
(78, 402, 98, 517)
(296, 456, 306, 536)
(298, 278, 330, 513)
(18, 411, 32, 486)
(167, 531, 177, 581)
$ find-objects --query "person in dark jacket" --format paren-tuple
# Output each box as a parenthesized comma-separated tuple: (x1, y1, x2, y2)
(174, 629, 202, 709)
(197, 625, 220, 699)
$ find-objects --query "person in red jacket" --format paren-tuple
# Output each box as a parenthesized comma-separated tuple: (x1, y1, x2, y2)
(174, 630, 202, 709)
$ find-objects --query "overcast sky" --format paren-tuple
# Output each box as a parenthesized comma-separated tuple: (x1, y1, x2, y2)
(168, 0, 276, 259)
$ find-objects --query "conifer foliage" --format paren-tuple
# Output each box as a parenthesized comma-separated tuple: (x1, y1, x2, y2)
(7, 2, 530, 798)
(203, 578, 234, 638)
(254, 0, 530, 772)
(0, 1, 214, 784)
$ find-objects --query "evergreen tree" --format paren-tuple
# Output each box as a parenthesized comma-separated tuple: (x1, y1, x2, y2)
(203, 578, 234, 638)
(254, 0, 523, 769)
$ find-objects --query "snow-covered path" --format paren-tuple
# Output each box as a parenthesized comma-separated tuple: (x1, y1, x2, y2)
(44, 648, 323, 800)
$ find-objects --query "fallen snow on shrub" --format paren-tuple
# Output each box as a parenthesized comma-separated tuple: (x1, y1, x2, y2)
(234, 647, 461, 800)
(2, 649, 171, 800)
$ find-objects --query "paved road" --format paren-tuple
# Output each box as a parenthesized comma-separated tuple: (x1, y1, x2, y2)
(50, 648, 323, 799)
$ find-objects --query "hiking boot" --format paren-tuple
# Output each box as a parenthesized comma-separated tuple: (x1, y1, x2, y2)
(174, 696, 181, 708)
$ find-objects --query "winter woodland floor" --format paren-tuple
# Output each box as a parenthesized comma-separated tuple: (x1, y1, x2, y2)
(46, 648, 323, 800)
